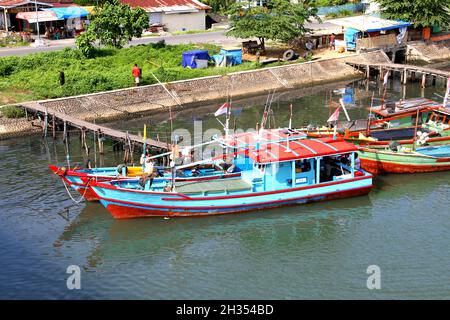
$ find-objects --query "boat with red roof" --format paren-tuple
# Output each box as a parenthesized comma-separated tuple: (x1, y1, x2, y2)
(91, 129, 373, 219)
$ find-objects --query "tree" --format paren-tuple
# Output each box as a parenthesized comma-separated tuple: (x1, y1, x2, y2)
(76, 0, 149, 56)
(202, 0, 236, 14)
(226, 0, 318, 51)
(375, 0, 450, 28)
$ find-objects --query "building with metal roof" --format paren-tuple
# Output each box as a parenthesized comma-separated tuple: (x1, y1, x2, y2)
(120, 0, 211, 32)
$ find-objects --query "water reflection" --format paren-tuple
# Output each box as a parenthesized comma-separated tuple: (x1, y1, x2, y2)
(2, 75, 450, 299)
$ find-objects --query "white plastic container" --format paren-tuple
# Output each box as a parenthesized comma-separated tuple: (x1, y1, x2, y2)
(195, 59, 208, 69)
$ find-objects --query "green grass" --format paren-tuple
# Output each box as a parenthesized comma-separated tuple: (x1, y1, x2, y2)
(0, 105, 26, 118)
(171, 28, 222, 36)
(0, 42, 298, 104)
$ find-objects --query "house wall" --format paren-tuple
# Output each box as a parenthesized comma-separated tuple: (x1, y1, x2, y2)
(148, 12, 162, 24)
(161, 11, 205, 32)
(0, 10, 5, 30)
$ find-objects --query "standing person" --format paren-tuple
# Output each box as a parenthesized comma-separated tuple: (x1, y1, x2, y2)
(132, 64, 141, 86)
(330, 33, 336, 50)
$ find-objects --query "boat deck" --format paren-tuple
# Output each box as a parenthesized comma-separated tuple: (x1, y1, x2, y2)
(416, 145, 450, 158)
(175, 179, 252, 194)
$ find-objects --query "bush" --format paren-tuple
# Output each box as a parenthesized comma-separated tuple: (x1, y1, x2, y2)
(0, 42, 304, 103)
(1, 105, 26, 118)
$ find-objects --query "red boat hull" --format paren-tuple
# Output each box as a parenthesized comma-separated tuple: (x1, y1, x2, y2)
(104, 186, 372, 219)
(360, 158, 450, 174)
(76, 187, 100, 202)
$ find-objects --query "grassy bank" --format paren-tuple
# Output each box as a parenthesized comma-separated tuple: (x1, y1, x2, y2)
(0, 42, 283, 104)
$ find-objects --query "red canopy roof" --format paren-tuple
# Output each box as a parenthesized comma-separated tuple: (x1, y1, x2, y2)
(225, 129, 357, 164)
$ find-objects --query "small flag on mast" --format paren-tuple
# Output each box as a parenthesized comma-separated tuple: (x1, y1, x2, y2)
(327, 106, 340, 123)
(214, 102, 230, 117)
(444, 77, 450, 107)
(383, 71, 390, 86)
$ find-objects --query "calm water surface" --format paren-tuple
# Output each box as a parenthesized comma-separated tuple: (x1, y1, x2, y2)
(1, 76, 450, 299)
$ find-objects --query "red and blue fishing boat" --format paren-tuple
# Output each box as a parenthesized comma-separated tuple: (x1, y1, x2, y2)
(49, 162, 241, 201)
(91, 129, 373, 219)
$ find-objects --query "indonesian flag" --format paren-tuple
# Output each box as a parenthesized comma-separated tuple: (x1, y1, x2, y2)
(383, 71, 390, 86)
(444, 77, 450, 107)
(327, 106, 340, 123)
(214, 102, 230, 117)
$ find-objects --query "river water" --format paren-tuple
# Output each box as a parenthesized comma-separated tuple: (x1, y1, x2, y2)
(1, 73, 450, 299)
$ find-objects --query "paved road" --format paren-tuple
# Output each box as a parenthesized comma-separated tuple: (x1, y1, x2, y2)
(0, 30, 240, 57)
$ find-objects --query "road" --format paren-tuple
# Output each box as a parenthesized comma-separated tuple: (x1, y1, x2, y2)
(0, 30, 240, 57)
(0, 20, 337, 57)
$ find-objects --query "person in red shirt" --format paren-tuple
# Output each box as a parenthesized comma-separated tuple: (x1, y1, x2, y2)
(132, 64, 141, 86)
(330, 33, 336, 50)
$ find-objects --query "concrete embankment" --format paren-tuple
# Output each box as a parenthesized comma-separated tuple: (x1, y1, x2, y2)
(407, 40, 450, 63)
(1, 50, 390, 139)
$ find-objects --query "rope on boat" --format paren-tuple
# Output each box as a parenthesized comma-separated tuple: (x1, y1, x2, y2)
(61, 178, 93, 204)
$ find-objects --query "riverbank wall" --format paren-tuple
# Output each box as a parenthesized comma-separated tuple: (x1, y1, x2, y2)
(1, 50, 390, 139)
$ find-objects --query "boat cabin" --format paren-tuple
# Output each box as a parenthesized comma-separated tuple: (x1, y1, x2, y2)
(229, 129, 364, 192)
(369, 97, 442, 128)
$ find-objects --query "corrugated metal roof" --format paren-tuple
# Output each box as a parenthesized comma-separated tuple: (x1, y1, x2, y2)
(329, 15, 412, 33)
(225, 129, 357, 164)
(120, 0, 210, 13)
(0, 0, 53, 8)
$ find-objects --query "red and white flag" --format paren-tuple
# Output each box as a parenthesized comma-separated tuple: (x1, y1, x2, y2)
(327, 106, 340, 123)
(214, 102, 230, 117)
(383, 71, 390, 86)
(444, 77, 450, 106)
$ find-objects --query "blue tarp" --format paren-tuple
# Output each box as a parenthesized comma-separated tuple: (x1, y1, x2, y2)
(344, 28, 360, 50)
(365, 21, 411, 33)
(44, 7, 90, 20)
(182, 50, 211, 68)
(219, 48, 242, 65)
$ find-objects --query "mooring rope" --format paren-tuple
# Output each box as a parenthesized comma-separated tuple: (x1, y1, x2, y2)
(61, 178, 93, 204)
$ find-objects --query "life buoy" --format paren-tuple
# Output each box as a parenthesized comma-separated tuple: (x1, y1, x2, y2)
(117, 164, 128, 175)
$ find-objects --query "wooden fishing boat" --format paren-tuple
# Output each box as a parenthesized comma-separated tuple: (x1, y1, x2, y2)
(91, 129, 373, 219)
(301, 99, 449, 147)
(358, 144, 450, 174)
(49, 163, 241, 201)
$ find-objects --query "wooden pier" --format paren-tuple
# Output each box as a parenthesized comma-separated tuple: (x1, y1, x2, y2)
(346, 62, 450, 87)
(20, 101, 169, 155)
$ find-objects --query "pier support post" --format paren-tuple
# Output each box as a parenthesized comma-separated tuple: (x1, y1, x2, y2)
(379, 67, 383, 82)
(421, 74, 426, 88)
(52, 114, 56, 140)
(403, 70, 408, 85)
(43, 112, 48, 138)
(98, 130, 104, 155)
(63, 121, 67, 143)
(366, 65, 370, 79)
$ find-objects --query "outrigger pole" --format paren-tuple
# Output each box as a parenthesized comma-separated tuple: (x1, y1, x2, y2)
(366, 92, 375, 136)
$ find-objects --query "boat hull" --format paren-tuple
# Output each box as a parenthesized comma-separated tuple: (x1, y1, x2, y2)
(93, 176, 373, 219)
(358, 148, 450, 174)
(49, 165, 241, 201)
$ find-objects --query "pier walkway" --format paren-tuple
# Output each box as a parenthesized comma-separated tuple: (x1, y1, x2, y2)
(20, 101, 169, 150)
(346, 62, 450, 85)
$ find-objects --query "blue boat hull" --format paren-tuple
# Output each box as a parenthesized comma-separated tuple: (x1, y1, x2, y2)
(93, 176, 373, 218)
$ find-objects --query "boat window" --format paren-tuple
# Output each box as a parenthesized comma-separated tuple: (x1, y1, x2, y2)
(320, 156, 351, 182)
(295, 160, 311, 173)
(254, 163, 266, 173)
